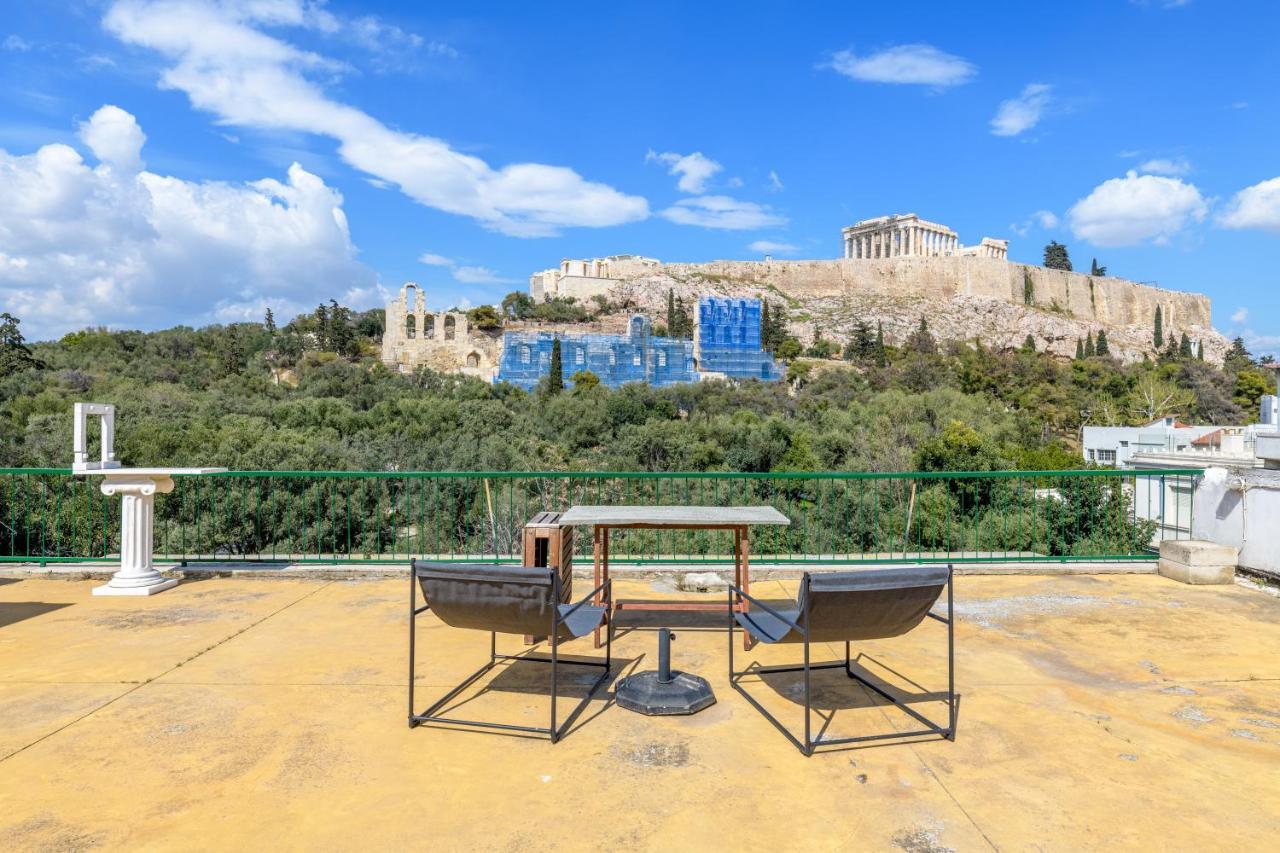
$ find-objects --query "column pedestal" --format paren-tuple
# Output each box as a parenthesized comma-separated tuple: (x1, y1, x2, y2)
(93, 474, 179, 596)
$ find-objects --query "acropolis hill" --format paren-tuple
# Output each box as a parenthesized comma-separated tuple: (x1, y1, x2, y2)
(530, 215, 1225, 364)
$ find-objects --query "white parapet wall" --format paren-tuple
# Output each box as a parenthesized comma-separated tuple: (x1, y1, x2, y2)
(1192, 464, 1280, 579)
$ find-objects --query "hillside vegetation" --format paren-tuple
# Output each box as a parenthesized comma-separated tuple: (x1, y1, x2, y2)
(0, 305, 1272, 475)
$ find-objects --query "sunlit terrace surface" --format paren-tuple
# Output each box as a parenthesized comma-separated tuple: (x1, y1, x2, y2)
(1, 572, 1278, 850)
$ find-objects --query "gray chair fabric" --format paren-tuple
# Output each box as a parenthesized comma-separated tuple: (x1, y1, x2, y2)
(736, 566, 948, 644)
(413, 561, 603, 640)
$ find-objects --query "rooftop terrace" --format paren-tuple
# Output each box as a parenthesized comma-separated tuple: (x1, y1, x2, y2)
(1, 572, 1278, 849)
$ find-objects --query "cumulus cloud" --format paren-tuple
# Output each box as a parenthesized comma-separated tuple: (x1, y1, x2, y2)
(1217, 177, 1280, 233)
(748, 240, 798, 254)
(1138, 157, 1191, 176)
(0, 106, 375, 340)
(103, 0, 647, 237)
(79, 104, 147, 172)
(1231, 307, 1249, 324)
(1068, 170, 1207, 247)
(451, 266, 516, 285)
(827, 44, 975, 87)
(990, 83, 1053, 137)
(645, 150, 722, 194)
(1009, 209, 1058, 236)
(417, 252, 453, 266)
(660, 196, 786, 231)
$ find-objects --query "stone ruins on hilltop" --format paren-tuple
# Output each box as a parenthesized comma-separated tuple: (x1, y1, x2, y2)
(381, 214, 1228, 377)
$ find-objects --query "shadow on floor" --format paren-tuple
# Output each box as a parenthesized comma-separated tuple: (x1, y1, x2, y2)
(0, 601, 73, 629)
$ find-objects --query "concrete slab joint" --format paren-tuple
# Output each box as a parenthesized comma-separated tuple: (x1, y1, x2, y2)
(1158, 539, 1238, 585)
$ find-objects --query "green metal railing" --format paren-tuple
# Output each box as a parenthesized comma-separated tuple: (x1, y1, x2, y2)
(1, 468, 1200, 566)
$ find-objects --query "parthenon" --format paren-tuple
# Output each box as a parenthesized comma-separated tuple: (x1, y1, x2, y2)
(842, 214, 1007, 260)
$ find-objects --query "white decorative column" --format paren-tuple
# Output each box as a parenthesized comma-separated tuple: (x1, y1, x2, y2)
(96, 473, 177, 596)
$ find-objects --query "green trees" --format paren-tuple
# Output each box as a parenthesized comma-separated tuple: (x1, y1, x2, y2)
(1095, 329, 1110, 357)
(1178, 332, 1193, 359)
(467, 305, 502, 331)
(1090, 258, 1107, 276)
(502, 291, 533, 321)
(1084, 332, 1096, 358)
(1022, 335, 1037, 353)
(907, 317, 937, 355)
(1075, 338, 1085, 360)
(1153, 305, 1164, 349)
(1043, 241, 1072, 271)
(0, 313, 41, 377)
(1023, 270, 1035, 306)
(664, 289, 693, 339)
(547, 338, 564, 394)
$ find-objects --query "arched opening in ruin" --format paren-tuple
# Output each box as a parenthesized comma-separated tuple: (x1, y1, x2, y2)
(404, 314, 416, 339)
(466, 352, 480, 369)
(444, 315, 456, 341)
(424, 315, 435, 339)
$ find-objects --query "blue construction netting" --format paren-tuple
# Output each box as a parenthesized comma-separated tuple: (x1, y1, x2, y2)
(496, 315, 696, 391)
(695, 296, 783, 381)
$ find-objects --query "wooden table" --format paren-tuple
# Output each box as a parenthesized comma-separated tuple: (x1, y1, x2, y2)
(556, 505, 791, 648)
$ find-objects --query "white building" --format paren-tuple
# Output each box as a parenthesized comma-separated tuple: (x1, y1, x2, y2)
(528, 255, 660, 303)
(1082, 417, 1218, 468)
(841, 214, 1008, 260)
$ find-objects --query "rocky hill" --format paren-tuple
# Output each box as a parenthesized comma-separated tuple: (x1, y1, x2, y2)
(601, 256, 1227, 363)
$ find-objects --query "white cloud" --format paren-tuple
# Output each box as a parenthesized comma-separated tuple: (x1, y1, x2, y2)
(79, 105, 146, 172)
(452, 266, 516, 285)
(418, 252, 453, 266)
(1217, 177, 1280, 233)
(103, 0, 648, 237)
(1009, 209, 1058, 236)
(661, 196, 786, 231)
(726, 176, 743, 188)
(748, 240, 798, 254)
(990, 83, 1053, 137)
(767, 170, 784, 192)
(0, 106, 377, 340)
(1137, 157, 1191, 176)
(3, 35, 32, 51)
(1068, 170, 1207, 247)
(827, 44, 975, 87)
(1231, 308, 1249, 324)
(646, 150, 722, 194)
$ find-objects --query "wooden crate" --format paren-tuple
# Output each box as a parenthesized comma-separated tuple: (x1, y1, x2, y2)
(522, 512, 574, 643)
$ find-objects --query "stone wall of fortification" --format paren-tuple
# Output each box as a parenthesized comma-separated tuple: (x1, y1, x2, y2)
(605, 256, 1212, 330)
(602, 255, 1224, 364)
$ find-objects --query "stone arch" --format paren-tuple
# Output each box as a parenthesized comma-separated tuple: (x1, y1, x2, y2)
(424, 315, 435, 339)
(466, 352, 480, 369)
(444, 315, 457, 341)
(404, 313, 416, 339)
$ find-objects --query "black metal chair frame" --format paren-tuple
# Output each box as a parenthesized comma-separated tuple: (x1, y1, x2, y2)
(408, 566, 613, 743)
(728, 565, 955, 756)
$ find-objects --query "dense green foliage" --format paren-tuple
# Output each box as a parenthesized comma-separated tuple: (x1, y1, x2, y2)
(1043, 240, 1072, 271)
(1, 303, 1270, 479)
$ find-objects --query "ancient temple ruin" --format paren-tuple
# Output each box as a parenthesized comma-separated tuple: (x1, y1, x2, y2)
(380, 283, 497, 379)
(842, 214, 1007, 260)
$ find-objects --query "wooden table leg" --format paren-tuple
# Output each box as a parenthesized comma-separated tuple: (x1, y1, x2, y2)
(740, 526, 752, 650)
(593, 525, 603, 648)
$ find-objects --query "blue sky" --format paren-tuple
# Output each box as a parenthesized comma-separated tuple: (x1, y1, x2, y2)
(1, 0, 1277, 354)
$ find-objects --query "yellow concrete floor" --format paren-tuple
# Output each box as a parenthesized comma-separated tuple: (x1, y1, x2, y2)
(0, 573, 1278, 851)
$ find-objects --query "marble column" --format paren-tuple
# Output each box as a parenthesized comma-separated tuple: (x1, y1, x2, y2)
(95, 474, 179, 596)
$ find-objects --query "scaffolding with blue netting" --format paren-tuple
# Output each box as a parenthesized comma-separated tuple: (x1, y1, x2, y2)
(695, 296, 783, 381)
(496, 315, 696, 391)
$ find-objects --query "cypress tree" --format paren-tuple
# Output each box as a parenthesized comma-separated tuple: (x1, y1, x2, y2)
(760, 301, 771, 349)
(264, 308, 276, 334)
(875, 321, 887, 367)
(1022, 334, 1036, 352)
(1084, 331, 1096, 358)
(1154, 305, 1164, 349)
(548, 338, 564, 394)
(1179, 332, 1193, 359)
(666, 289, 676, 335)
(1075, 338, 1084, 360)
(1096, 329, 1110, 356)
(1196, 340, 1204, 361)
